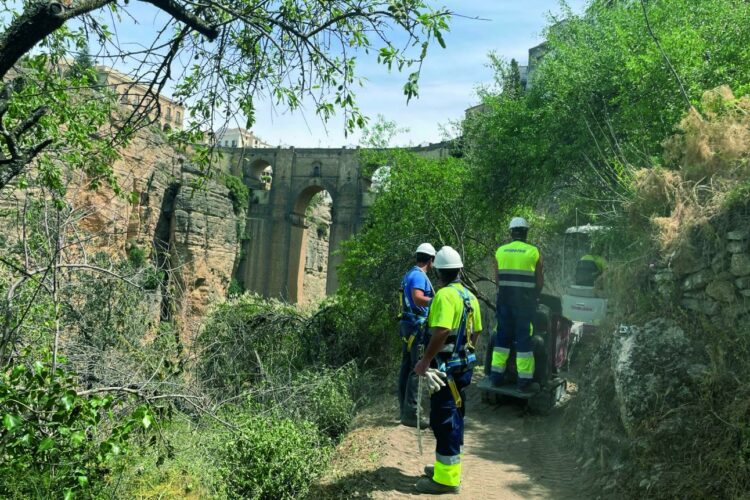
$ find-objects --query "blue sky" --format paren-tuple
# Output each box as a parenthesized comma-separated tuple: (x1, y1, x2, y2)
(97, 0, 588, 147)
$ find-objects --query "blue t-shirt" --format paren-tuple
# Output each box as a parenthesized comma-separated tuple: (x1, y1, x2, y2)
(401, 266, 434, 319)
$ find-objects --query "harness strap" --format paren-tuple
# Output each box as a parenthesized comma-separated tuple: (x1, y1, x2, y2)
(437, 285, 477, 378)
(447, 376, 462, 408)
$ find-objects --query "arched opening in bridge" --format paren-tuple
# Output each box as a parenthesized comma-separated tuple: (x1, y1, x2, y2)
(288, 185, 332, 306)
(363, 165, 391, 193)
(245, 159, 274, 190)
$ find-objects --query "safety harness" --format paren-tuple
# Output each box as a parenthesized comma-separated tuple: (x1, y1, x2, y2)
(434, 284, 477, 408)
(398, 267, 430, 350)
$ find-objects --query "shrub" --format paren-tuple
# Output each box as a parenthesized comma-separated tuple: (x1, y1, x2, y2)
(196, 295, 304, 395)
(223, 412, 331, 499)
(110, 414, 227, 499)
(301, 287, 398, 370)
(0, 352, 154, 498)
(227, 278, 245, 297)
(126, 245, 147, 268)
(293, 365, 356, 441)
(224, 174, 249, 215)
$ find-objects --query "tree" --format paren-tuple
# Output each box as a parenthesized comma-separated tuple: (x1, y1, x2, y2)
(359, 114, 410, 149)
(339, 150, 496, 310)
(464, 0, 750, 222)
(502, 58, 523, 99)
(0, 0, 450, 193)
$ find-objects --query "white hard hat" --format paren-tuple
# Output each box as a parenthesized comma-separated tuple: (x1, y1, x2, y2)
(415, 243, 436, 257)
(434, 246, 463, 269)
(509, 217, 529, 230)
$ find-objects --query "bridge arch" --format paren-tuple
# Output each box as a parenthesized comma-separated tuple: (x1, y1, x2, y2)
(223, 144, 450, 304)
(287, 182, 337, 304)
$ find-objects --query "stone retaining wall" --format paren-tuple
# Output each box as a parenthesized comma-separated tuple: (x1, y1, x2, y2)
(654, 226, 750, 320)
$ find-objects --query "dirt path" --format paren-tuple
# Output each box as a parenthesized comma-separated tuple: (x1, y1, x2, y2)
(313, 377, 590, 499)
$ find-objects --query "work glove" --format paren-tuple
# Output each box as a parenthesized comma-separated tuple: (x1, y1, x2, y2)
(423, 368, 447, 393)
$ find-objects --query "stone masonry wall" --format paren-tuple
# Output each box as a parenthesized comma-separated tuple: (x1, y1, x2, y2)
(653, 226, 750, 320)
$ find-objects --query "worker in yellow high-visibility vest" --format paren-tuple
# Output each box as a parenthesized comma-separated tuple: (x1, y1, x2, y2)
(575, 253, 607, 287)
(491, 217, 544, 393)
(414, 246, 482, 494)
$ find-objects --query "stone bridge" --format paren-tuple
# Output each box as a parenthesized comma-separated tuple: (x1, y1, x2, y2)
(220, 143, 449, 303)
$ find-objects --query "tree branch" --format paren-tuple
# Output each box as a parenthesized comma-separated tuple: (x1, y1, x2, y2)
(143, 0, 218, 40)
(0, 0, 218, 81)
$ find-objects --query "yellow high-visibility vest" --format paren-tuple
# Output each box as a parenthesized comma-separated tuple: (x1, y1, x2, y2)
(495, 240, 540, 289)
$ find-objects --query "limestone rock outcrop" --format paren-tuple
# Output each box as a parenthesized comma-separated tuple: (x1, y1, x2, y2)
(612, 319, 705, 436)
(300, 196, 332, 307)
(0, 129, 242, 343)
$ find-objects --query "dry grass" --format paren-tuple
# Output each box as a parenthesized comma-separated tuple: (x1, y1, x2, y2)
(624, 87, 750, 255)
(664, 86, 750, 181)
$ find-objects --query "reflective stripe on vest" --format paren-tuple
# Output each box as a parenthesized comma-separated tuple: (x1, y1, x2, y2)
(495, 241, 539, 289)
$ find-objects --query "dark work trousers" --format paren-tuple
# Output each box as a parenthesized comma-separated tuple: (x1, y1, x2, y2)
(429, 368, 473, 483)
(493, 302, 536, 388)
(397, 321, 421, 420)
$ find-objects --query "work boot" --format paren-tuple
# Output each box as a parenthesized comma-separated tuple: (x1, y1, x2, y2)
(416, 477, 460, 494)
(423, 465, 434, 478)
(400, 415, 429, 429)
(520, 382, 541, 394)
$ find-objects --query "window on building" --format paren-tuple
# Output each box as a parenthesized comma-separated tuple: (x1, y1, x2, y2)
(175, 111, 181, 123)
(232, 140, 237, 147)
(166, 107, 172, 119)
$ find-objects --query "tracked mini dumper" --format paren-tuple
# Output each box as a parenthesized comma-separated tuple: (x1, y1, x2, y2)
(477, 294, 573, 414)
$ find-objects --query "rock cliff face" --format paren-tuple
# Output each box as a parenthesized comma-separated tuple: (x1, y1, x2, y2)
(170, 165, 240, 327)
(0, 129, 242, 343)
(114, 135, 241, 341)
(300, 196, 332, 307)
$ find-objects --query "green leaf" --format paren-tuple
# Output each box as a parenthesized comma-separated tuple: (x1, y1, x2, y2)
(38, 437, 55, 452)
(142, 412, 154, 430)
(10, 364, 26, 379)
(61, 394, 75, 412)
(63, 488, 74, 500)
(3, 414, 20, 432)
(71, 431, 86, 446)
(77, 475, 89, 488)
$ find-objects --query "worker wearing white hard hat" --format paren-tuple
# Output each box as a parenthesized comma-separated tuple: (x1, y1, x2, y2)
(396, 243, 436, 428)
(413, 246, 483, 494)
(491, 217, 544, 393)
(509, 216, 529, 229)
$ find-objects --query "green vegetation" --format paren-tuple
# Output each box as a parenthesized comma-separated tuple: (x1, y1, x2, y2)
(0, 352, 155, 498)
(224, 174, 250, 215)
(334, 1, 750, 498)
(4, 0, 750, 498)
(223, 413, 330, 499)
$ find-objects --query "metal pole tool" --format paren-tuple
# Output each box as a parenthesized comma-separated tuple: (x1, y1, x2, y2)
(416, 344, 425, 455)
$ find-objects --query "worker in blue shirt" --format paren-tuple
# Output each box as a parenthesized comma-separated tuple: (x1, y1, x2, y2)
(397, 243, 436, 428)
